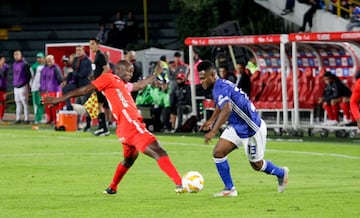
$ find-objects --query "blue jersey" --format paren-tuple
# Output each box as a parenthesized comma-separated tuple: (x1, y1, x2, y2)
(213, 78, 261, 138)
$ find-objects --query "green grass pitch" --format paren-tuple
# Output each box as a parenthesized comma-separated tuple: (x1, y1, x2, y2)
(0, 127, 359, 218)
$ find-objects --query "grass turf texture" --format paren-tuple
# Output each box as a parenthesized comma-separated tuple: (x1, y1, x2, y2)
(0, 127, 359, 218)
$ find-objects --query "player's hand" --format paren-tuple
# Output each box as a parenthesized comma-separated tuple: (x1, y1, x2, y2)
(42, 96, 61, 105)
(199, 120, 213, 132)
(204, 130, 216, 144)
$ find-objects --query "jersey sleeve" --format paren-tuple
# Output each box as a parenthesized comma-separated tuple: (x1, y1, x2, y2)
(215, 82, 232, 110)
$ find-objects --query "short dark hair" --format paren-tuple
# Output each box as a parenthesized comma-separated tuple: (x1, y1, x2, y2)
(197, 60, 215, 72)
(89, 37, 100, 44)
(219, 65, 228, 71)
(174, 51, 181, 57)
(160, 55, 167, 62)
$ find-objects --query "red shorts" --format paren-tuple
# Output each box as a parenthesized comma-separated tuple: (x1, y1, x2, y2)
(116, 120, 156, 158)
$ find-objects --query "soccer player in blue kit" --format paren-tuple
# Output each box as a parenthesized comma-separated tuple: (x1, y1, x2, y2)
(198, 60, 289, 197)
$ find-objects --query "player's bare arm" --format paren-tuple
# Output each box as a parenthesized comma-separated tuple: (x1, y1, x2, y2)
(200, 107, 220, 131)
(44, 83, 97, 105)
(132, 61, 163, 92)
(204, 103, 231, 143)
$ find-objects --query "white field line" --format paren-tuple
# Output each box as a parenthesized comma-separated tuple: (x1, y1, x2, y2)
(0, 134, 359, 159)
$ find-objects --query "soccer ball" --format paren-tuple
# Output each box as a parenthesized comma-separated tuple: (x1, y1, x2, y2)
(182, 171, 204, 193)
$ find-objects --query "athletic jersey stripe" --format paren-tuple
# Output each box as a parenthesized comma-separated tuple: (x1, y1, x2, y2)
(230, 100, 259, 132)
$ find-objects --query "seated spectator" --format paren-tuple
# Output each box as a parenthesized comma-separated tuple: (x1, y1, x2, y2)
(346, 3, 360, 31)
(318, 71, 352, 125)
(246, 56, 259, 75)
(234, 62, 251, 96)
(170, 72, 192, 132)
(281, 0, 295, 15)
(218, 65, 236, 84)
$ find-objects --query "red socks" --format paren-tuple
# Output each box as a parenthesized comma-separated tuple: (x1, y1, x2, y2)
(109, 163, 129, 191)
(157, 156, 182, 186)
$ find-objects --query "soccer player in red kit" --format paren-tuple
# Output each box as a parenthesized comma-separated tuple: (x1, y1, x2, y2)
(44, 60, 186, 195)
(350, 71, 360, 129)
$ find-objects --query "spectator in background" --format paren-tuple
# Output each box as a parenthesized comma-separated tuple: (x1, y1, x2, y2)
(150, 78, 165, 132)
(246, 56, 259, 75)
(235, 62, 251, 97)
(350, 70, 360, 128)
(218, 65, 236, 84)
(158, 55, 170, 82)
(346, 3, 360, 31)
(30, 52, 46, 124)
(192, 48, 202, 85)
(61, 54, 74, 79)
(127, 50, 143, 100)
(113, 10, 126, 48)
(96, 23, 109, 44)
(318, 71, 352, 125)
(40, 55, 63, 125)
(0, 54, 9, 122)
(170, 72, 192, 132)
(160, 79, 172, 132)
(281, 0, 295, 15)
(12, 50, 31, 124)
(298, 0, 320, 32)
(106, 23, 119, 48)
(124, 10, 137, 46)
(61, 55, 77, 110)
(169, 51, 188, 94)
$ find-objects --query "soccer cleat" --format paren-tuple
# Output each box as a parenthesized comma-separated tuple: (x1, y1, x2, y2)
(278, 167, 289, 193)
(174, 185, 187, 194)
(94, 128, 110, 136)
(213, 188, 238, 197)
(103, 187, 117, 195)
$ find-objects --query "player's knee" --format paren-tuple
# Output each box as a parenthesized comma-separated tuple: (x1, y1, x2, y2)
(250, 161, 262, 171)
(213, 150, 226, 158)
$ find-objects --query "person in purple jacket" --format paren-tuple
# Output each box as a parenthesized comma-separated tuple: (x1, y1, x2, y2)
(0, 54, 9, 121)
(12, 50, 31, 124)
(40, 55, 63, 124)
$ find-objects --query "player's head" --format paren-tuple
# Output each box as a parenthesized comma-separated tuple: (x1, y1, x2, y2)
(89, 37, 100, 52)
(197, 60, 217, 90)
(115, 60, 134, 82)
(324, 71, 335, 84)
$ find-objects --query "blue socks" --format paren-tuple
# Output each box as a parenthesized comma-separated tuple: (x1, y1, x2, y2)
(214, 157, 234, 190)
(261, 160, 284, 178)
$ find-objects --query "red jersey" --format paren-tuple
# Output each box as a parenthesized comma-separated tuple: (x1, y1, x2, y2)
(350, 79, 360, 120)
(92, 71, 156, 151)
(91, 71, 141, 124)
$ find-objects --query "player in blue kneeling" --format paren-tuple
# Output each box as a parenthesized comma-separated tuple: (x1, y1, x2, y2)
(198, 60, 289, 197)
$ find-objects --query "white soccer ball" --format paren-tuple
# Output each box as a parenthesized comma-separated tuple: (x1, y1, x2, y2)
(182, 171, 204, 193)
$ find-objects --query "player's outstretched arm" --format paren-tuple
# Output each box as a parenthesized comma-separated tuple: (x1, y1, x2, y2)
(44, 83, 97, 105)
(132, 62, 163, 92)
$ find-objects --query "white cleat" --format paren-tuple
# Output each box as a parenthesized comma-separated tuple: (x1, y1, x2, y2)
(213, 188, 238, 197)
(278, 167, 289, 193)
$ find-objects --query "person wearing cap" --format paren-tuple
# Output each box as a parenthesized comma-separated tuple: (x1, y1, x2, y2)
(350, 70, 360, 128)
(169, 72, 192, 132)
(30, 52, 46, 124)
(169, 51, 189, 95)
(318, 71, 353, 125)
